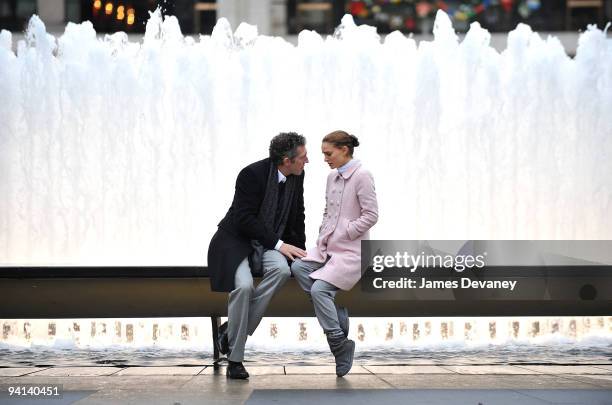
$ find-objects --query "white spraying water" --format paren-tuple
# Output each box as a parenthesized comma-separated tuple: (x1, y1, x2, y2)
(2, 317, 611, 351)
(0, 11, 611, 265)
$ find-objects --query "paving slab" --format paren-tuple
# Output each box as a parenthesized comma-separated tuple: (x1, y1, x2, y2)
(363, 365, 455, 374)
(28, 367, 122, 377)
(515, 365, 612, 375)
(0, 375, 193, 391)
(0, 367, 49, 377)
(200, 366, 285, 376)
(441, 365, 542, 375)
(0, 389, 98, 404)
(515, 388, 612, 404)
(2, 372, 609, 404)
(377, 374, 603, 389)
(114, 366, 205, 376)
(285, 366, 370, 375)
(75, 391, 233, 405)
(0, 376, 109, 391)
(561, 374, 612, 388)
(246, 388, 612, 405)
(184, 374, 394, 391)
(246, 374, 394, 390)
(85, 375, 194, 390)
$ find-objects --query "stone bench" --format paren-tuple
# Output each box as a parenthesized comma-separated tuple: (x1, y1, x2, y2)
(1, 266, 610, 362)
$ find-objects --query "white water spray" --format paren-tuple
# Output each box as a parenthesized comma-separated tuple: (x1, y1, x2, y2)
(1, 11, 611, 265)
(2, 317, 611, 352)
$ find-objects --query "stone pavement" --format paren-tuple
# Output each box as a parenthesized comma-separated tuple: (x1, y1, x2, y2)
(1, 364, 611, 404)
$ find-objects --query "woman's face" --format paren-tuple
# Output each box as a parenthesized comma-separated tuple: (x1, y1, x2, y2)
(321, 142, 350, 169)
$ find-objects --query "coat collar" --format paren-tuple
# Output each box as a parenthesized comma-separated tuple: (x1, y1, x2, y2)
(336, 159, 361, 180)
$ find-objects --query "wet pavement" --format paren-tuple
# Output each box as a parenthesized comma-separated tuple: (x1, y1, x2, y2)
(1, 363, 611, 404)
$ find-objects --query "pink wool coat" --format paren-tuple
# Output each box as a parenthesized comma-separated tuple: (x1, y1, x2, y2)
(303, 160, 379, 291)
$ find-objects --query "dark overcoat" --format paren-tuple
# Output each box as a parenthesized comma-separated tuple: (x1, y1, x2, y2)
(207, 157, 306, 292)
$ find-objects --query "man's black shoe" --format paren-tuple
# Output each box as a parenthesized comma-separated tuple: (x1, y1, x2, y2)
(217, 321, 230, 355)
(226, 361, 249, 379)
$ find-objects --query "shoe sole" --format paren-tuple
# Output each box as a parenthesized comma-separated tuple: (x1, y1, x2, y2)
(226, 373, 249, 380)
(226, 365, 249, 380)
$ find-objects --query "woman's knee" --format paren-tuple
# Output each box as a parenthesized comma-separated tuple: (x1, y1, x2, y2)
(311, 280, 334, 300)
(290, 259, 307, 276)
(277, 261, 291, 280)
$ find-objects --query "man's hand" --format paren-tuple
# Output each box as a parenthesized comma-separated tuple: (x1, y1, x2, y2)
(279, 243, 307, 261)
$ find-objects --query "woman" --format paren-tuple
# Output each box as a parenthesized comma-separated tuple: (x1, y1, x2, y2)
(291, 130, 378, 377)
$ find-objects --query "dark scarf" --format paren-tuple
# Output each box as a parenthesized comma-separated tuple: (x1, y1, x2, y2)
(249, 162, 297, 274)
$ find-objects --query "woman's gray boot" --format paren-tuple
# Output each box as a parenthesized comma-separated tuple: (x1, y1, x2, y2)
(327, 334, 355, 377)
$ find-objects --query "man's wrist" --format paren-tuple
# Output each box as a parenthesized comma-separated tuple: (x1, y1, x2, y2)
(274, 239, 284, 250)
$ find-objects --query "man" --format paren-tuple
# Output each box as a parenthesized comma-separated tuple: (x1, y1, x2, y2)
(208, 132, 308, 379)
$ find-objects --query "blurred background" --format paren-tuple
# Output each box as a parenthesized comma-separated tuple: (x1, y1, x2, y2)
(1, 0, 611, 36)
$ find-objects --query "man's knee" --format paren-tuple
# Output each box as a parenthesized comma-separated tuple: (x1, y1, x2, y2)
(233, 278, 254, 296)
(264, 251, 291, 280)
(275, 261, 291, 281)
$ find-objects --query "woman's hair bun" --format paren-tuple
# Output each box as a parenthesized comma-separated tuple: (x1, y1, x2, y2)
(322, 130, 359, 155)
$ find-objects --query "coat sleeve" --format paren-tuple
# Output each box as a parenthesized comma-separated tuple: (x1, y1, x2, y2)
(347, 170, 379, 241)
(232, 166, 278, 249)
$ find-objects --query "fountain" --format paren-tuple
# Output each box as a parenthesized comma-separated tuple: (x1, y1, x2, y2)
(1, 10, 611, 265)
(0, 10, 611, 355)
(1, 317, 611, 367)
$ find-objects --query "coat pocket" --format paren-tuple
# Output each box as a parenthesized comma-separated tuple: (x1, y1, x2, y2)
(340, 218, 353, 240)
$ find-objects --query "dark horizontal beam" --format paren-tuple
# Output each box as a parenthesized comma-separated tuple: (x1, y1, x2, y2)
(1, 272, 611, 318)
(0, 266, 209, 278)
(2, 266, 610, 278)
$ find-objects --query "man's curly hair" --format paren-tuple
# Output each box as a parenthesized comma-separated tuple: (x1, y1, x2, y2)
(269, 132, 306, 166)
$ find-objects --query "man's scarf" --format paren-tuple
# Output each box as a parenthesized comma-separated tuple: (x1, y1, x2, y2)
(249, 161, 297, 274)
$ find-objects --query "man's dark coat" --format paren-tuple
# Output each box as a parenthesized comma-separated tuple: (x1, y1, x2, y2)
(207, 158, 306, 292)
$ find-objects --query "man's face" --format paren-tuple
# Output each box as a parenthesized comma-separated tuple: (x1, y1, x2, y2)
(283, 145, 308, 176)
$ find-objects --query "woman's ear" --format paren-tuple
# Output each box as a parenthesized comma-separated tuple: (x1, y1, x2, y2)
(343, 145, 350, 157)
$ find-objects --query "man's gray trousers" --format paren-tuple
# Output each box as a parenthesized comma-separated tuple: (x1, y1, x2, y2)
(227, 249, 290, 362)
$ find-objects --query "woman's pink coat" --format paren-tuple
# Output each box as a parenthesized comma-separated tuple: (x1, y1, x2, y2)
(303, 160, 378, 290)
